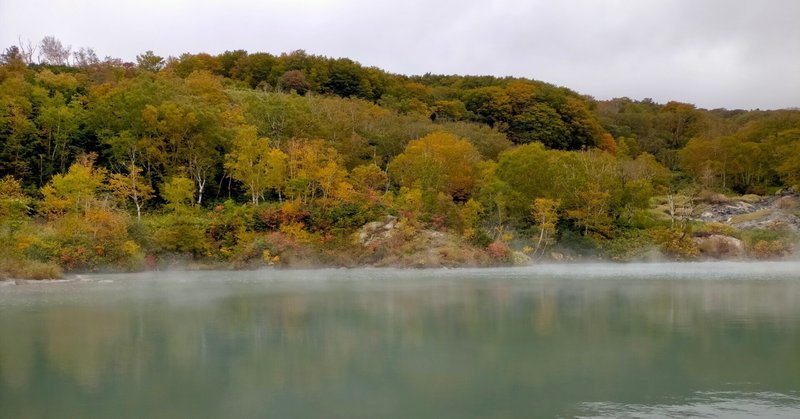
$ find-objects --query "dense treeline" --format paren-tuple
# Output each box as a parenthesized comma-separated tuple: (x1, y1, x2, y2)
(1, 39, 799, 277)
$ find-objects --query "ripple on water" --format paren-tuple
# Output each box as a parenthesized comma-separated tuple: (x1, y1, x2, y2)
(578, 391, 800, 419)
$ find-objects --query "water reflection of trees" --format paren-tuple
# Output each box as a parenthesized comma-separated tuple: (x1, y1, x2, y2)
(1, 279, 799, 417)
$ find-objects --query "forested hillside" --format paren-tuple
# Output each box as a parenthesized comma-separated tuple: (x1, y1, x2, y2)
(1, 40, 799, 278)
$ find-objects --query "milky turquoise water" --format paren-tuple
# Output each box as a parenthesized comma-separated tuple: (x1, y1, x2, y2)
(1, 263, 799, 418)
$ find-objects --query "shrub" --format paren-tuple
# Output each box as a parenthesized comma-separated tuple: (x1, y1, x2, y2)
(651, 228, 699, 260)
(252, 204, 283, 231)
(487, 240, 511, 263)
(694, 222, 736, 237)
(599, 229, 656, 261)
(147, 213, 210, 257)
(752, 240, 793, 259)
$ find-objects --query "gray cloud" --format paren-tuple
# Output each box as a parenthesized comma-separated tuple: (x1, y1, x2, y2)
(2, 0, 798, 109)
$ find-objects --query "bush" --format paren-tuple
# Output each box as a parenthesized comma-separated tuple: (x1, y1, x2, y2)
(252, 204, 283, 231)
(487, 240, 511, 263)
(651, 228, 699, 260)
(694, 222, 736, 237)
(599, 229, 656, 261)
(147, 213, 210, 257)
(752, 240, 793, 259)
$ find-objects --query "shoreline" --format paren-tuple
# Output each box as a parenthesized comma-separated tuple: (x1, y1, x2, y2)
(4, 258, 800, 284)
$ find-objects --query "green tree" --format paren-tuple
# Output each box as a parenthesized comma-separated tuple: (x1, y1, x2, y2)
(161, 176, 195, 212)
(0, 176, 29, 241)
(136, 50, 165, 72)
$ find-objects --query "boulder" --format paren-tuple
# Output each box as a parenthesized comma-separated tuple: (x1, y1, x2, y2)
(693, 234, 744, 259)
(357, 215, 398, 245)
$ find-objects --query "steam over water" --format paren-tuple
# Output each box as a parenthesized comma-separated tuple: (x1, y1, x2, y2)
(2, 262, 800, 418)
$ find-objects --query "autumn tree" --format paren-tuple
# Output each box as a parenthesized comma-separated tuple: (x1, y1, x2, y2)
(284, 139, 350, 203)
(279, 70, 310, 95)
(108, 164, 153, 221)
(72, 47, 99, 67)
(224, 126, 287, 204)
(388, 132, 482, 201)
(350, 163, 388, 196)
(773, 129, 800, 188)
(40, 154, 106, 215)
(141, 100, 227, 204)
(530, 198, 560, 259)
(38, 36, 71, 66)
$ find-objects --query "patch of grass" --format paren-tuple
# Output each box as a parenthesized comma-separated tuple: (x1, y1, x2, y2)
(697, 190, 729, 204)
(629, 209, 672, 229)
(600, 229, 658, 261)
(739, 229, 793, 245)
(775, 196, 798, 210)
(740, 194, 764, 203)
(729, 209, 773, 224)
(693, 222, 738, 237)
(0, 257, 63, 280)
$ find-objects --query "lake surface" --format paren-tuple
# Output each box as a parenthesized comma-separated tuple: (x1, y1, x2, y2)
(1, 262, 800, 418)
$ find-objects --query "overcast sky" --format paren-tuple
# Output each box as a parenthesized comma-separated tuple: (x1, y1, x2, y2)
(2, 0, 798, 110)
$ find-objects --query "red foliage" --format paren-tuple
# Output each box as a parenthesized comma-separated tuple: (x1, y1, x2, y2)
(487, 240, 511, 262)
(144, 254, 158, 269)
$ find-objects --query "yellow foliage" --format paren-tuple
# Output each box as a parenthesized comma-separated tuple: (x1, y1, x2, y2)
(40, 155, 106, 215)
(388, 132, 482, 201)
(279, 222, 315, 244)
(14, 233, 38, 254)
(285, 139, 345, 202)
(530, 198, 560, 257)
(122, 241, 141, 258)
(280, 200, 304, 218)
(460, 198, 483, 233)
(261, 249, 280, 266)
(752, 240, 792, 260)
(651, 228, 699, 259)
(224, 126, 287, 205)
(351, 163, 388, 194)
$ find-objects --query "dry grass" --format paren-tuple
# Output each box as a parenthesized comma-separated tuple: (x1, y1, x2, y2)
(775, 196, 798, 210)
(697, 191, 730, 204)
(729, 209, 774, 224)
(0, 258, 63, 280)
(740, 194, 764, 203)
